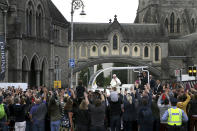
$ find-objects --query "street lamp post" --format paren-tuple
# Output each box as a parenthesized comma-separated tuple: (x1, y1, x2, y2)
(70, 0, 86, 88)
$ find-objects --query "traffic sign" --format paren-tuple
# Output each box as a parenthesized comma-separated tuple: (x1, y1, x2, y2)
(54, 81, 61, 88)
(175, 69, 181, 77)
(69, 59, 75, 68)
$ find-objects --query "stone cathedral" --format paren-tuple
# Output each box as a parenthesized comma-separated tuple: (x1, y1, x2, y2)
(0, 0, 69, 88)
(70, 0, 197, 83)
(1, 0, 197, 88)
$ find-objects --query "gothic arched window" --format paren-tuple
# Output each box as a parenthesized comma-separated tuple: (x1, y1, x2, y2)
(113, 34, 118, 50)
(144, 46, 149, 57)
(155, 46, 159, 61)
(191, 18, 195, 32)
(36, 5, 43, 37)
(55, 56, 60, 69)
(170, 13, 175, 33)
(191, 18, 195, 28)
(54, 56, 60, 80)
(26, 1, 34, 35)
(92, 46, 96, 52)
(177, 18, 180, 33)
(165, 18, 168, 31)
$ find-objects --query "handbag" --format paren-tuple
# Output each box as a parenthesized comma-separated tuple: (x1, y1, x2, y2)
(61, 113, 71, 128)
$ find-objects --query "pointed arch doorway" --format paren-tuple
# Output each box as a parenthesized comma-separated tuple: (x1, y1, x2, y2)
(29, 56, 39, 88)
(40, 58, 48, 87)
(22, 56, 29, 83)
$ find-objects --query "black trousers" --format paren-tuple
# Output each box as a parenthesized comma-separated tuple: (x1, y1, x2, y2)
(110, 115, 121, 131)
(76, 124, 89, 131)
(167, 125, 181, 131)
(90, 125, 105, 131)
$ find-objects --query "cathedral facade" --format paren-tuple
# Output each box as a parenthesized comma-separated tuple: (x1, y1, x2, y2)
(1, 0, 197, 87)
(135, 0, 197, 79)
(69, 0, 197, 82)
(0, 0, 69, 88)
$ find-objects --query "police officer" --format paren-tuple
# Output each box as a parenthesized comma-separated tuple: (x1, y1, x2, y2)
(162, 97, 188, 131)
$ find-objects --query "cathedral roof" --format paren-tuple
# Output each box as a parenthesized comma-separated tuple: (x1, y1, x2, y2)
(121, 23, 167, 42)
(47, 0, 69, 27)
(0, 0, 7, 5)
(70, 23, 110, 41)
(0, 0, 8, 6)
(169, 33, 197, 56)
(70, 22, 168, 42)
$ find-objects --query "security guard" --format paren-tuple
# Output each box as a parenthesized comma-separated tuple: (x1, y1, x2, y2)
(162, 97, 188, 131)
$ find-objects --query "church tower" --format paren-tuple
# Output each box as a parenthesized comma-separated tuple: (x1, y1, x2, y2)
(135, 0, 197, 38)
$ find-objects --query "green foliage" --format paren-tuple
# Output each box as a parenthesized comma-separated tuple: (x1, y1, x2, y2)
(96, 64, 104, 87)
(79, 67, 90, 87)
(104, 75, 111, 87)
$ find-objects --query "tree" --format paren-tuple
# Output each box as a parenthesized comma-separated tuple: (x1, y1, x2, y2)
(96, 64, 104, 87)
(112, 63, 128, 84)
(104, 75, 111, 87)
(79, 67, 90, 87)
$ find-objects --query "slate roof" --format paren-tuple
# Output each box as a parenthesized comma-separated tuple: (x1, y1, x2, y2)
(69, 22, 168, 42)
(0, 0, 7, 5)
(121, 23, 167, 42)
(70, 23, 110, 41)
(169, 33, 197, 56)
(47, 0, 69, 28)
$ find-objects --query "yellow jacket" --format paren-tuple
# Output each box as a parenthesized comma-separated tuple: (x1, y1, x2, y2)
(177, 93, 191, 116)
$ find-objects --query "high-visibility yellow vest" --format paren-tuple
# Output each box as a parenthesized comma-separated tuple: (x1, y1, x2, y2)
(167, 108, 182, 126)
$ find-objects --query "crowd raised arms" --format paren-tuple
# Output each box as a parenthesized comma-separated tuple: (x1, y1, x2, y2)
(0, 77, 197, 131)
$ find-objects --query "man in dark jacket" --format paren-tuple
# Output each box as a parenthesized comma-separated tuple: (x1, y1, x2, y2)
(136, 84, 154, 131)
(189, 93, 197, 131)
(149, 75, 156, 90)
(140, 72, 148, 87)
(138, 98, 154, 131)
(108, 91, 123, 131)
(154, 80, 163, 95)
(76, 80, 85, 104)
(13, 97, 26, 131)
(84, 92, 106, 131)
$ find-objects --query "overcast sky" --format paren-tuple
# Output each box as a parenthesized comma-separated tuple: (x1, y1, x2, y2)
(51, 0, 139, 23)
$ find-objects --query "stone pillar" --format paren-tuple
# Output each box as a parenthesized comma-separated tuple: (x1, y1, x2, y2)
(5, 49, 8, 82)
(128, 69, 136, 84)
(89, 66, 94, 78)
(17, 69, 22, 83)
(23, 70, 29, 84)
(127, 65, 130, 84)
(49, 68, 54, 89)
(130, 70, 135, 84)
(76, 72, 78, 87)
(36, 70, 40, 87)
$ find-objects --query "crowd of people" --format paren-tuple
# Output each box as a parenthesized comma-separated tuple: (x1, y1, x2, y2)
(0, 74, 197, 131)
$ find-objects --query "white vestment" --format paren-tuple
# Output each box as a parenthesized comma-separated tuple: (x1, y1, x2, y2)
(110, 77, 121, 88)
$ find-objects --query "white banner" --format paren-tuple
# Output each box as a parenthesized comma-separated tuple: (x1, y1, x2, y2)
(0, 35, 6, 81)
(175, 69, 181, 77)
(0, 83, 28, 91)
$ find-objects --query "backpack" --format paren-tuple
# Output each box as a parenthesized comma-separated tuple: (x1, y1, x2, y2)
(0, 104, 6, 119)
(60, 113, 71, 128)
